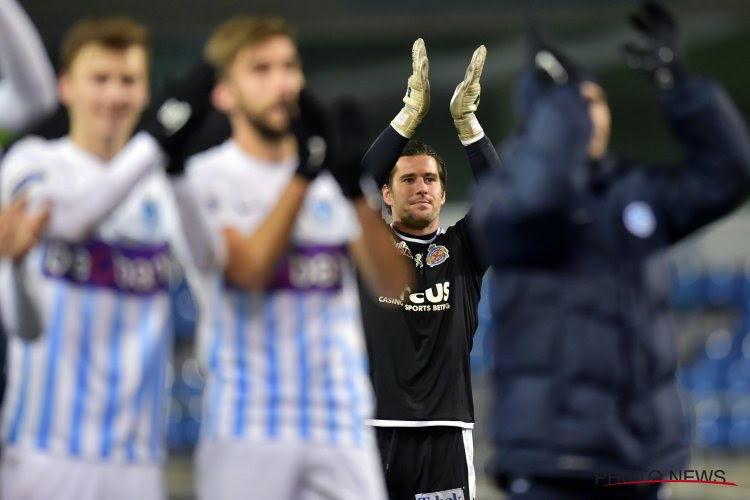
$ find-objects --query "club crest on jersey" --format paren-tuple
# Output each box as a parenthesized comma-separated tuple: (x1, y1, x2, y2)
(426, 244, 449, 267)
(623, 201, 656, 238)
(141, 198, 159, 232)
(311, 199, 333, 221)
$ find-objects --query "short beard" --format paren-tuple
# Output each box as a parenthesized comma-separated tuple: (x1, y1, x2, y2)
(242, 109, 289, 142)
(400, 211, 437, 231)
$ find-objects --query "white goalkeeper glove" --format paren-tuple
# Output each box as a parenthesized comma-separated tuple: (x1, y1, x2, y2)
(450, 45, 486, 145)
(390, 38, 430, 138)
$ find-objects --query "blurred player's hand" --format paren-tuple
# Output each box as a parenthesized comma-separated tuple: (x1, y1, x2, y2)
(291, 90, 329, 180)
(450, 45, 486, 145)
(622, 0, 685, 89)
(291, 92, 372, 199)
(0, 197, 49, 260)
(390, 38, 430, 138)
(142, 62, 216, 174)
(527, 22, 585, 86)
(328, 98, 371, 200)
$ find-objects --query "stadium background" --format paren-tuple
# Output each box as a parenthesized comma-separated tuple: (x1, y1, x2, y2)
(15, 0, 750, 498)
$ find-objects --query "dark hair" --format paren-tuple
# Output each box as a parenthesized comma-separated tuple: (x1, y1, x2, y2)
(387, 140, 447, 189)
(383, 140, 447, 215)
(60, 17, 149, 72)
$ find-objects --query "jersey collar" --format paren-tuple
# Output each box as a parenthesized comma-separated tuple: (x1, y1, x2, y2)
(390, 224, 444, 244)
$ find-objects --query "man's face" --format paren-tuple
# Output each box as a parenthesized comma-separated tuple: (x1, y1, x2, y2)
(59, 43, 149, 144)
(383, 155, 446, 231)
(581, 81, 611, 160)
(221, 36, 304, 139)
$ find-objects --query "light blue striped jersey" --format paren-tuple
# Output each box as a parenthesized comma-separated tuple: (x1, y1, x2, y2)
(0, 136, 180, 464)
(185, 141, 374, 447)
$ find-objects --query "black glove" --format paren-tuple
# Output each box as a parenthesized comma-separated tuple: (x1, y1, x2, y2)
(622, 0, 686, 90)
(526, 21, 586, 86)
(328, 98, 368, 200)
(142, 62, 216, 175)
(291, 90, 329, 181)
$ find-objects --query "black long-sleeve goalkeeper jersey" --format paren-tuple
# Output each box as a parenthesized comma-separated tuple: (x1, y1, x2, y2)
(360, 219, 487, 426)
(357, 125, 497, 426)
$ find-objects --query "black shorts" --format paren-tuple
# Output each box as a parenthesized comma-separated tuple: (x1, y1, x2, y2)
(375, 426, 474, 500)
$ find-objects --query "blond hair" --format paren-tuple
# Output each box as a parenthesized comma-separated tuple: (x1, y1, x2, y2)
(205, 16, 295, 77)
(60, 17, 149, 72)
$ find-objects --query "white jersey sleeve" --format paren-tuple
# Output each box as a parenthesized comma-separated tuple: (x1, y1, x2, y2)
(0, 0, 57, 134)
(169, 173, 227, 272)
(184, 149, 243, 235)
(0, 139, 48, 341)
(0, 133, 165, 241)
(0, 135, 53, 208)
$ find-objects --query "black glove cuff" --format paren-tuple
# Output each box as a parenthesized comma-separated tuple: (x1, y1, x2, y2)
(341, 180, 364, 201)
(165, 157, 186, 177)
(294, 133, 327, 180)
(295, 164, 319, 181)
(143, 61, 216, 157)
(653, 59, 687, 90)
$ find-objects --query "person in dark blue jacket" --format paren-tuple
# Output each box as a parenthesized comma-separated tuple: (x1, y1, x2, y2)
(470, 2, 750, 499)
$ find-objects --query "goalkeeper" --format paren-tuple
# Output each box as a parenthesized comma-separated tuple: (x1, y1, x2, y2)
(358, 39, 497, 500)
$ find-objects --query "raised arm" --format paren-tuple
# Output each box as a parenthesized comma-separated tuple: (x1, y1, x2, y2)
(147, 63, 230, 271)
(450, 44, 500, 180)
(222, 177, 313, 289)
(620, 1, 750, 241)
(361, 39, 429, 186)
(330, 99, 414, 297)
(649, 78, 750, 242)
(470, 76, 591, 267)
(349, 199, 413, 298)
(470, 23, 596, 267)
(0, 0, 57, 135)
